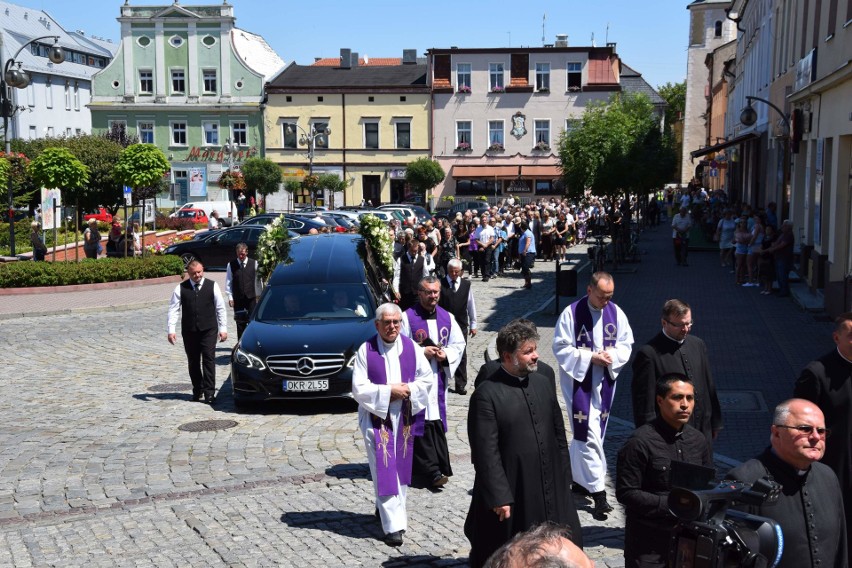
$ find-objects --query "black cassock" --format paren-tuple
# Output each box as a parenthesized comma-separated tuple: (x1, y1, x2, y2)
(464, 363, 582, 568)
(794, 348, 852, 560)
(631, 332, 723, 450)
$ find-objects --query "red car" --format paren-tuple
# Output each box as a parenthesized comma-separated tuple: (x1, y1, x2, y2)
(83, 207, 113, 223)
(175, 208, 209, 225)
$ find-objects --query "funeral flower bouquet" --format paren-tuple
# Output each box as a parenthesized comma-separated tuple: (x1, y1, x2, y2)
(257, 214, 293, 283)
(358, 213, 396, 296)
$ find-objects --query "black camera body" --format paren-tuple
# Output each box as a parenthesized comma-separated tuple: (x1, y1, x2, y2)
(668, 478, 784, 568)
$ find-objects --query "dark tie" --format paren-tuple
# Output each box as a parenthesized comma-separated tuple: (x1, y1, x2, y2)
(450, 279, 456, 291)
(194, 282, 200, 293)
(241, 261, 246, 269)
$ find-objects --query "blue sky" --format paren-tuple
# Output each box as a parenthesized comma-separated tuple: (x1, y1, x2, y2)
(28, 0, 691, 89)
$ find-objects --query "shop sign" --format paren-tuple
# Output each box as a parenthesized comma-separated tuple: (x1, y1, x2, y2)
(185, 146, 258, 162)
(507, 179, 532, 193)
(387, 169, 407, 179)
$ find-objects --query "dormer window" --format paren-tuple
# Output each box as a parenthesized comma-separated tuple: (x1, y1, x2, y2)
(714, 20, 722, 37)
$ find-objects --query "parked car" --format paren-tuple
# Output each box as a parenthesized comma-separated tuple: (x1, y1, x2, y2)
(361, 210, 404, 224)
(376, 205, 416, 225)
(163, 224, 288, 269)
(231, 233, 389, 406)
(126, 210, 169, 227)
(239, 214, 328, 235)
(378, 204, 432, 225)
(83, 207, 113, 224)
(434, 200, 491, 220)
(169, 201, 236, 227)
(174, 208, 209, 225)
(290, 212, 349, 232)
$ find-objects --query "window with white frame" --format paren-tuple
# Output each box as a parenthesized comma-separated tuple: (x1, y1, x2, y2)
(202, 69, 217, 93)
(488, 120, 504, 147)
(46, 126, 54, 137)
(26, 84, 34, 107)
(75, 128, 82, 136)
(534, 120, 550, 146)
(567, 62, 582, 90)
(64, 83, 71, 110)
(231, 121, 248, 146)
(28, 125, 36, 139)
(65, 127, 72, 137)
(73, 82, 80, 110)
(489, 63, 504, 91)
(311, 121, 329, 148)
(139, 70, 153, 94)
(282, 120, 298, 148)
(202, 121, 219, 145)
(171, 69, 185, 94)
(456, 121, 472, 148)
(456, 63, 471, 91)
(395, 121, 411, 149)
(364, 120, 379, 149)
(564, 118, 581, 134)
(536, 63, 550, 91)
(171, 121, 187, 146)
(45, 80, 53, 108)
(138, 121, 154, 144)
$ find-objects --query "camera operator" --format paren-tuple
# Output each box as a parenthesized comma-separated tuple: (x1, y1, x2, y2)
(727, 399, 847, 568)
(616, 374, 713, 567)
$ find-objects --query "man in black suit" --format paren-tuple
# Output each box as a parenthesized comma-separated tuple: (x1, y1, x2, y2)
(465, 318, 582, 567)
(439, 258, 477, 394)
(225, 242, 263, 339)
(167, 260, 228, 404)
(631, 298, 723, 451)
(393, 239, 429, 311)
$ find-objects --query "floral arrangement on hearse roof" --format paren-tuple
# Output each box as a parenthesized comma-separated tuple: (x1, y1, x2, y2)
(358, 213, 396, 300)
(257, 214, 293, 284)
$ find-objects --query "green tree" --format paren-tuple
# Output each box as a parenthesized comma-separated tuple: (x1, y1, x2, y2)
(317, 173, 348, 193)
(27, 147, 90, 260)
(241, 157, 282, 203)
(658, 81, 686, 134)
(405, 158, 445, 199)
(0, 156, 10, 195)
(113, 144, 170, 199)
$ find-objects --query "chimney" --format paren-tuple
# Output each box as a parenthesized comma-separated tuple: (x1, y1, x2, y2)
(340, 48, 351, 69)
(402, 49, 417, 64)
(555, 34, 569, 47)
(606, 42, 617, 53)
(351, 52, 359, 68)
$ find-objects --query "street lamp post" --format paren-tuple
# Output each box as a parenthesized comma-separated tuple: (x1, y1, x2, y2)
(2, 36, 64, 257)
(740, 95, 792, 218)
(221, 137, 238, 223)
(286, 124, 330, 206)
(740, 95, 790, 135)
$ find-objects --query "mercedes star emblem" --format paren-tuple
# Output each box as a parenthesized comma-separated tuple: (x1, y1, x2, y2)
(296, 357, 315, 375)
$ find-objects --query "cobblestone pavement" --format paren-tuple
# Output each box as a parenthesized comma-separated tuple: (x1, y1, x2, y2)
(0, 227, 834, 567)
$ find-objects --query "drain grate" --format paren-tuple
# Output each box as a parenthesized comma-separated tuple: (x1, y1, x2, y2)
(717, 391, 768, 412)
(148, 383, 193, 393)
(178, 420, 238, 432)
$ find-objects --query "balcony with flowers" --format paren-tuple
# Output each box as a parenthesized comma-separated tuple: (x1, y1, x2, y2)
(487, 142, 505, 153)
(454, 141, 472, 152)
(532, 141, 551, 152)
(456, 85, 471, 94)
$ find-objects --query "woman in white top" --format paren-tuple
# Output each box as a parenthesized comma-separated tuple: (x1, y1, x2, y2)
(745, 213, 764, 286)
(715, 209, 737, 268)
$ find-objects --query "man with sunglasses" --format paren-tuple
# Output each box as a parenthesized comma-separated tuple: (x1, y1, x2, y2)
(728, 399, 847, 568)
(631, 299, 722, 451)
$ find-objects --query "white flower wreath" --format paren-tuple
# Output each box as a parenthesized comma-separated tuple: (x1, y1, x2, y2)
(257, 215, 293, 283)
(358, 214, 395, 293)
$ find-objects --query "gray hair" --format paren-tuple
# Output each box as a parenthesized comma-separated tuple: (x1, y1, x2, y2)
(374, 303, 401, 322)
(419, 275, 440, 290)
(447, 258, 463, 270)
(772, 400, 793, 425)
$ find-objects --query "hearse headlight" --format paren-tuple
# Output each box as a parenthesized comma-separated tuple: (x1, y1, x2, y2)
(235, 346, 266, 370)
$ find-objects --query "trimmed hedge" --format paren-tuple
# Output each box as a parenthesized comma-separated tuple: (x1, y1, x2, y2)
(0, 255, 185, 288)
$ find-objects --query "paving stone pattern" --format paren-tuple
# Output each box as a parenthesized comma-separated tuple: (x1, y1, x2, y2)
(0, 227, 832, 567)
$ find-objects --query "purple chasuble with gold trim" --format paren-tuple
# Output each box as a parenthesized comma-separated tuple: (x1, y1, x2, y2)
(570, 296, 618, 442)
(365, 334, 422, 496)
(405, 304, 451, 432)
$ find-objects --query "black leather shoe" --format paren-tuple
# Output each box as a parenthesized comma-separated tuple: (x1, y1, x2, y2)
(204, 394, 216, 405)
(384, 530, 404, 547)
(431, 472, 449, 487)
(192, 394, 202, 402)
(592, 491, 613, 518)
(455, 387, 467, 395)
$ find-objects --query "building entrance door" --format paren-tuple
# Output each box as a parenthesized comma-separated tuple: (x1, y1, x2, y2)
(362, 175, 381, 206)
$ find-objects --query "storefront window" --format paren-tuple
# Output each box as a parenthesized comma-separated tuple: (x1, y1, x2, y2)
(535, 179, 553, 194)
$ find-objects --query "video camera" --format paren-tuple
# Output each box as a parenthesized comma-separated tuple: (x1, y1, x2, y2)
(668, 477, 784, 568)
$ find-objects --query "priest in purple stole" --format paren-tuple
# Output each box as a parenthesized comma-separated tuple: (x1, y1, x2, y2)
(553, 272, 634, 518)
(352, 303, 433, 547)
(401, 276, 466, 488)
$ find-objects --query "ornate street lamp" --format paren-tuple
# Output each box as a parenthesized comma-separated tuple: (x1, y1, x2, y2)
(740, 95, 790, 135)
(2, 36, 64, 256)
(286, 124, 331, 206)
(220, 137, 239, 222)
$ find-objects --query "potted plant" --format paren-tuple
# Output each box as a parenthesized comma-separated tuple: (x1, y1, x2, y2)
(455, 141, 472, 152)
(457, 85, 471, 94)
(568, 86, 582, 92)
(488, 143, 505, 152)
(537, 87, 550, 93)
(533, 141, 551, 152)
(491, 85, 505, 93)
(442, 195, 455, 204)
(218, 169, 246, 191)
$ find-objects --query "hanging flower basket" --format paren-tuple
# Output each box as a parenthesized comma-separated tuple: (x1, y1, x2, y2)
(218, 169, 246, 191)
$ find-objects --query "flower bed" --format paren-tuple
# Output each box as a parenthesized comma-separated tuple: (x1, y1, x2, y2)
(0, 255, 185, 288)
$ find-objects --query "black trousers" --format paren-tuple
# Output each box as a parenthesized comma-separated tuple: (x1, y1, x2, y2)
(481, 247, 494, 278)
(413, 419, 453, 481)
(454, 327, 469, 390)
(183, 327, 217, 397)
(233, 296, 257, 339)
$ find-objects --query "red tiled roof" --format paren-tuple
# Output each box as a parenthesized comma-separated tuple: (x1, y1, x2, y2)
(312, 57, 403, 67)
(587, 53, 618, 85)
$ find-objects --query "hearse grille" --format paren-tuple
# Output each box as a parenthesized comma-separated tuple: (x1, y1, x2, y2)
(266, 354, 347, 378)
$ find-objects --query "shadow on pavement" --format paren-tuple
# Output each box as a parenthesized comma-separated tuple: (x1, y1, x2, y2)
(280, 510, 379, 539)
(381, 555, 467, 567)
(325, 463, 370, 480)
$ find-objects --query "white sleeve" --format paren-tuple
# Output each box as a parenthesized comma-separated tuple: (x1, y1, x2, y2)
(212, 282, 228, 333)
(608, 306, 635, 379)
(225, 263, 234, 301)
(351, 344, 391, 418)
(392, 257, 401, 293)
(166, 285, 181, 334)
(442, 315, 466, 378)
(467, 289, 477, 331)
(408, 343, 433, 415)
(552, 305, 593, 383)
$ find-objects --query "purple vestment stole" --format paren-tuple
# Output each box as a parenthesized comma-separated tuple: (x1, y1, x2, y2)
(570, 296, 618, 442)
(365, 334, 423, 496)
(405, 304, 452, 432)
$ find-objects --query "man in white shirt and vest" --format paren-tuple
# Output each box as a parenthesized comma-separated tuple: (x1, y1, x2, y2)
(225, 242, 263, 339)
(439, 259, 477, 394)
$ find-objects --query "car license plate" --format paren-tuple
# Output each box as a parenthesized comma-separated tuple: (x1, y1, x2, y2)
(283, 379, 329, 392)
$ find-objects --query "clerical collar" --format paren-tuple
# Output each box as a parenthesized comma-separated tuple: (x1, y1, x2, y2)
(586, 299, 602, 313)
(837, 347, 852, 365)
(662, 328, 685, 344)
(500, 364, 527, 382)
(769, 448, 810, 476)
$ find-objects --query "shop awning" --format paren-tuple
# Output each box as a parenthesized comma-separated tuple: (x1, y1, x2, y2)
(690, 133, 758, 159)
(452, 165, 520, 178)
(520, 165, 561, 177)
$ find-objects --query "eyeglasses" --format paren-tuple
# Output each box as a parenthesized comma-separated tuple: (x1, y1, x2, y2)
(774, 424, 831, 438)
(665, 319, 694, 329)
(379, 319, 401, 327)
